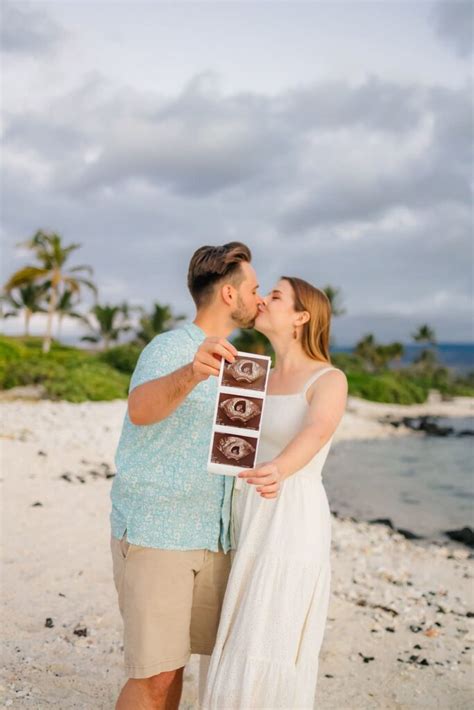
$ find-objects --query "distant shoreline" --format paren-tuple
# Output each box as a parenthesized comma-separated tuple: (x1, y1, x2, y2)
(333, 342, 474, 373)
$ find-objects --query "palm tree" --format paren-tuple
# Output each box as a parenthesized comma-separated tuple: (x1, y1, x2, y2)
(354, 333, 377, 370)
(374, 342, 406, 371)
(56, 289, 86, 340)
(411, 324, 438, 369)
(416, 348, 438, 367)
(411, 324, 436, 346)
(355, 336, 406, 373)
(383, 341, 405, 367)
(322, 285, 346, 317)
(0, 283, 48, 335)
(4, 230, 97, 353)
(81, 303, 132, 350)
(136, 302, 186, 344)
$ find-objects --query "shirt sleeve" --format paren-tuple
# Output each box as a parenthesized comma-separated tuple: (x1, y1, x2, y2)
(129, 331, 186, 393)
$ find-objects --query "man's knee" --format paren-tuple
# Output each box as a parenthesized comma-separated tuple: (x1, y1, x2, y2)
(145, 667, 184, 699)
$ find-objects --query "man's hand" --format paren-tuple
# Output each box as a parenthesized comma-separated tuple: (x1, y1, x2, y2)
(192, 337, 238, 382)
(237, 461, 283, 499)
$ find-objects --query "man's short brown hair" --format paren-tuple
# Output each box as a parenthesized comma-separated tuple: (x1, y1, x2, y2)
(187, 242, 252, 307)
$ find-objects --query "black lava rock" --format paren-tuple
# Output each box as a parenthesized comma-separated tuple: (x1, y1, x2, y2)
(444, 527, 474, 548)
(358, 652, 375, 663)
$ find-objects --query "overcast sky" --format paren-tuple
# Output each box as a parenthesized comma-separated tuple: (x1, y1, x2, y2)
(2, 0, 473, 345)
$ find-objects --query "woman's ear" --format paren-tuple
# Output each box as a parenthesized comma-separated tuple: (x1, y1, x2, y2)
(295, 310, 310, 327)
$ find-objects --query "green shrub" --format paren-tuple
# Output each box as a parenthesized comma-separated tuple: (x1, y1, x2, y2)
(0, 335, 130, 401)
(4, 336, 73, 352)
(402, 368, 474, 398)
(99, 343, 142, 374)
(45, 361, 129, 402)
(331, 352, 365, 374)
(2, 357, 66, 389)
(0, 336, 26, 361)
(347, 372, 428, 404)
(2, 356, 129, 402)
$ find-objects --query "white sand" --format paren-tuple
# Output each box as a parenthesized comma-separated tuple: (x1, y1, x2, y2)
(1, 399, 473, 708)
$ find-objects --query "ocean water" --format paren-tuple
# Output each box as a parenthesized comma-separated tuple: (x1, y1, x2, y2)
(323, 422, 474, 542)
(333, 342, 474, 374)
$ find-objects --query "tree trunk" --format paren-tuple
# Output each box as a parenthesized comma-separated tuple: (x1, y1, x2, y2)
(43, 287, 57, 354)
(24, 309, 31, 336)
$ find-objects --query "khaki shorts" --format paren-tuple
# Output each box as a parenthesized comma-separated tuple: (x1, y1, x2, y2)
(111, 534, 231, 678)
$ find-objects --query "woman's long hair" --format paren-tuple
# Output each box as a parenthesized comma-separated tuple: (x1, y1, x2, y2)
(281, 276, 332, 363)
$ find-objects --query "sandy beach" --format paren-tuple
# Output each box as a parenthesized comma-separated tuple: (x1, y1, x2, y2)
(1, 397, 473, 709)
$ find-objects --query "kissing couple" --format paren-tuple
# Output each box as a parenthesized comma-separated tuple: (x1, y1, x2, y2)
(110, 242, 348, 709)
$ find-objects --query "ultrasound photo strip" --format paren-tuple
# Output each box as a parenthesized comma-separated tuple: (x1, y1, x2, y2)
(207, 351, 271, 476)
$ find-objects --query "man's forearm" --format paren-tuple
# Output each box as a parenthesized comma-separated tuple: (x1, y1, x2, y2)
(128, 362, 202, 425)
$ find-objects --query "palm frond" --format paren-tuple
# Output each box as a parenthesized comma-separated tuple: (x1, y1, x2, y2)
(67, 264, 94, 275)
(4, 267, 49, 289)
(70, 277, 98, 295)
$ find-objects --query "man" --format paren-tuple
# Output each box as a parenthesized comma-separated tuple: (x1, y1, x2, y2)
(110, 242, 263, 709)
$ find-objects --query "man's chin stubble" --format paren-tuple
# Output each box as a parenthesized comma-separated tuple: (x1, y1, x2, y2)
(231, 311, 256, 329)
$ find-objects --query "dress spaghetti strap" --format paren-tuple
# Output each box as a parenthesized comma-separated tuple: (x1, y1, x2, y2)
(302, 366, 342, 394)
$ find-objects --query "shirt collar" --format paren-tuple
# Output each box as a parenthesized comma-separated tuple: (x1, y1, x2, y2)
(183, 321, 207, 343)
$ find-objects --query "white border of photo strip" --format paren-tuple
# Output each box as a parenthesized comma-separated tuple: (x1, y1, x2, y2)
(207, 350, 271, 476)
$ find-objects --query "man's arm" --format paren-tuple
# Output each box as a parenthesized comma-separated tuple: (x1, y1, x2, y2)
(128, 337, 237, 426)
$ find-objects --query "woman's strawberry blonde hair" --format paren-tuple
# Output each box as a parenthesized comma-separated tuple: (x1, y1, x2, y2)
(281, 276, 332, 364)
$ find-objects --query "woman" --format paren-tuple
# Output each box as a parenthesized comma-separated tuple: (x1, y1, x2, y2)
(201, 276, 348, 709)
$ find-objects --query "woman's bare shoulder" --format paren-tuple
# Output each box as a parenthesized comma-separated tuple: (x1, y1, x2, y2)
(306, 367, 348, 401)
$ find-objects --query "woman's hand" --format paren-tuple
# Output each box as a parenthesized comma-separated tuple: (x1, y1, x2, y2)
(237, 461, 283, 499)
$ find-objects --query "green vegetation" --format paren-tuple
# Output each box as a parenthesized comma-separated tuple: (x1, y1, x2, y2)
(330, 350, 474, 404)
(0, 336, 129, 402)
(2, 228, 473, 403)
(1, 334, 472, 404)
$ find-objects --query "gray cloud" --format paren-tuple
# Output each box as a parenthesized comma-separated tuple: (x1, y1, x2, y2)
(280, 83, 471, 232)
(2, 67, 472, 343)
(1, 1, 62, 55)
(5, 74, 471, 214)
(432, 1, 473, 58)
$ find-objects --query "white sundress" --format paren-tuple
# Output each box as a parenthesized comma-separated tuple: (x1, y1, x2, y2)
(201, 366, 343, 709)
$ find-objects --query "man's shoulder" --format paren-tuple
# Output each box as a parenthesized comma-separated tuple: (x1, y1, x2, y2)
(145, 325, 191, 351)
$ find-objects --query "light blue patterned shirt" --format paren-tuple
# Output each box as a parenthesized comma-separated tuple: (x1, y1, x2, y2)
(110, 322, 234, 552)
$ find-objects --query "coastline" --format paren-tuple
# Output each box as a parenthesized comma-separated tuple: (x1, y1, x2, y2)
(1, 398, 473, 708)
(335, 394, 474, 442)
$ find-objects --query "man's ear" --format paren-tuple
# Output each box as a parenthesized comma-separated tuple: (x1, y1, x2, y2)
(220, 283, 234, 306)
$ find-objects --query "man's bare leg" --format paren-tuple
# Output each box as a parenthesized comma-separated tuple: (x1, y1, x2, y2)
(116, 667, 184, 710)
(165, 668, 184, 710)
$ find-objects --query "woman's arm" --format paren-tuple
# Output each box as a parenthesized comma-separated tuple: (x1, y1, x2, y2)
(238, 370, 348, 497)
